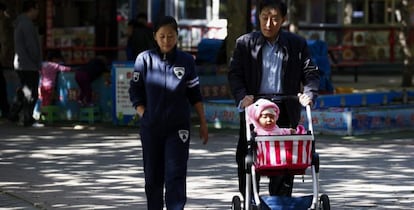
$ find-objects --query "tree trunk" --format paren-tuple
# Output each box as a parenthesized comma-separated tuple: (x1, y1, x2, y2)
(288, 0, 299, 33)
(395, 0, 413, 87)
(225, 0, 248, 65)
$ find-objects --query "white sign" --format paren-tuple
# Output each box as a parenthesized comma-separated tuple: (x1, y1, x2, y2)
(114, 66, 135, 116)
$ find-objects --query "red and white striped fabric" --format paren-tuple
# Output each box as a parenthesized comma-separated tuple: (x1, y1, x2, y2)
(255, 138, 312, 173)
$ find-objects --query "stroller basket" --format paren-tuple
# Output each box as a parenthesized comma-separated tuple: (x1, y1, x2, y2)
(254, 134, 314, 176)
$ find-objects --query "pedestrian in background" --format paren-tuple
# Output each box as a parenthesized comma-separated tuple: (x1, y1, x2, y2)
(39, 50, 71, 106)
(126, 12, 155, 61)
(0, 2, 13, 119)
(9, 0, 42, 127)
(125, 19, 138, 60)
(74, 56, 108, 107)
(228, 0, 319, 198)
(307, 33, 334, 94)
(129, 16, 208, 210)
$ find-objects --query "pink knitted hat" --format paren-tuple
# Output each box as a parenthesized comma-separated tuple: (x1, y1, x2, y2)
(246, 99, 280, 125)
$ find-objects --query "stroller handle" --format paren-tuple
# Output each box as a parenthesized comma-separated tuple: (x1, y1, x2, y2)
(253, 93, 299, 103)
(305, 104, 314, 135)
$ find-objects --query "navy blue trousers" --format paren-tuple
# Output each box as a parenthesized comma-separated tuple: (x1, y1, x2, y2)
(140, 126, 190, 210)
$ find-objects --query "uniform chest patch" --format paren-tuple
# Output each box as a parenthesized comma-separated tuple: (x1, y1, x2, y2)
(173, 67, 185, 80)
(133, 72, 140, 82)
(178, 129, 189, 143)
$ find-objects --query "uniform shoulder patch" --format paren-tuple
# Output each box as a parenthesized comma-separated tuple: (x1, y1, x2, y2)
(178, 129, 189, 143)
(173, 67, 185, 80)
(133, 72, 140, 82)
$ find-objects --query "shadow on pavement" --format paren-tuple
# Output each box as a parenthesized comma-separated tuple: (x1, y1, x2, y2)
(0, 121, 413, 209)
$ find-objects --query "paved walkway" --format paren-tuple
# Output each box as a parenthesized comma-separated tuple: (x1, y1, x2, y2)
(1, 74, 413, 209)
(0, 190, 37, 209)
(0, 119, 413, 209)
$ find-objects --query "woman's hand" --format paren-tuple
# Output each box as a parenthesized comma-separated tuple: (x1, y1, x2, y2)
(194, 102, 208, 145)
(199, 120, 209, 145)
(136, 105, 145, 117)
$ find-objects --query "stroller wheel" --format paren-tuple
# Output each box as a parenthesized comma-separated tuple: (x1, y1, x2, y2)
(231, 195, 242, 210)
(319, 194, 330, 210)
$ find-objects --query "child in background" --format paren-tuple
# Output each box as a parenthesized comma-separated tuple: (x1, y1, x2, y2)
(74, 56, 108, 107)
(40, 50, 71, 106)
(246, 98, 306, 135)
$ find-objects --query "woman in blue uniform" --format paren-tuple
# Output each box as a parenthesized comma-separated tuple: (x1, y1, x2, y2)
(129, 16, 209, 210)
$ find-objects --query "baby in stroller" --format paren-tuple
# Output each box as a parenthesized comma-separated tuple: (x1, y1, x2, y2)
(232, 98, 330, 210)
(246, 98, 306, 136)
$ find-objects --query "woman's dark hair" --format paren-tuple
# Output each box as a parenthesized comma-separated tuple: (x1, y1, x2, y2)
(258, 0, 287, 17)
(154, 16, 178, 33)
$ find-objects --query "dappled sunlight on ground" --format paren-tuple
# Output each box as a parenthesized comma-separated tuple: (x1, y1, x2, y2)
(0, 123, 413, 209)
(0, 125, 145, 209)
(316, 141, 414, 209)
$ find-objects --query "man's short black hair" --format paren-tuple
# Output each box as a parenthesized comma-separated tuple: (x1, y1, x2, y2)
(259, 0, 287, 17)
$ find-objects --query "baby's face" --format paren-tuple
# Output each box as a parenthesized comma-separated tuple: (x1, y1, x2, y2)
(258, 113, 277, 129)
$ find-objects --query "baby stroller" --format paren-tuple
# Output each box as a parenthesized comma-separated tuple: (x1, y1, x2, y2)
(231, 95, 330, 210)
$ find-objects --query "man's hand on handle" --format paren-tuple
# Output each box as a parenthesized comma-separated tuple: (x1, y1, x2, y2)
(297, 93, 313, 107)
(241, 95, 254, 109)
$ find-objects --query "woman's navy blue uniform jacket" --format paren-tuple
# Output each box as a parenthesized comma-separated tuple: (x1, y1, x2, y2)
(228, 30, 320, 125)
(129, 48, 203, 129)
